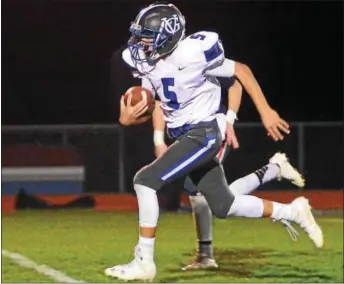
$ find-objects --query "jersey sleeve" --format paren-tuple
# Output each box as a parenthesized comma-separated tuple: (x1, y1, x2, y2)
(196, 31, 226, 72)
(205, 58, 235, 78)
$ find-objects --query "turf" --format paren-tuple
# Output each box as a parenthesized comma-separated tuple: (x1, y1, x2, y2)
(2, 210, 343, 283)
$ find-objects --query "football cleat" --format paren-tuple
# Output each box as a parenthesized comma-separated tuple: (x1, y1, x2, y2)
(181, 255, 219, 271)
(105, 246, 156, 281)
(289, 197, 324, 248)
(269, 152, 305, 188)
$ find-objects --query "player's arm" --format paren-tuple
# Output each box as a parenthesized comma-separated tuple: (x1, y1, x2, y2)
(198, 33, 261, 115)
(152, 100, 168, 157)
(152, 101, 165, 144)
(207, 59, 290, 141)
(152, 101, 168, 157)
(207, 59, 270, 113)
(227, 78, 242, 123)
(217, 77, 242, 123)
(219, 77, 242, 149)
(198, 32, 289, 140)
(234, 62, 270, 115)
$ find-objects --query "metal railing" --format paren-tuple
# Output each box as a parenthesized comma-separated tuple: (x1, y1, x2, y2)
(2, 121, 343, 192)
(231, 121, 343, 175)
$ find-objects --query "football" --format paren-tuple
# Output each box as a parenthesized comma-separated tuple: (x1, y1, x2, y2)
(123, 86, 155, 116)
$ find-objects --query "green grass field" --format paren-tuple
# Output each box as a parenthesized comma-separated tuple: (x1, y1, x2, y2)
(2, 210, 343, 283)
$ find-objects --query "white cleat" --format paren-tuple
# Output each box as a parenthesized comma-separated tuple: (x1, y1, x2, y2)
(181, 255, 219, 271)
(269, 152, 305, 187)
(290, 197, 324, 248)
(105, 246, 156, 282)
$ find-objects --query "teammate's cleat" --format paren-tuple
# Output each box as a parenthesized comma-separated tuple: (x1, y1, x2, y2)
(269, 152, 305, 187)
(105, 246, 156, 281)
(289, 197, 324, 248)
(181, 255, 219, 271)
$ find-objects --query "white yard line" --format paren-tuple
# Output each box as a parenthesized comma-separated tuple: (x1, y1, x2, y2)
(2, 249, 85, 283)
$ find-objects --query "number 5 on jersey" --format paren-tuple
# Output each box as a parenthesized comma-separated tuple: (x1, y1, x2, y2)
(190, 33, 206, 40)
(161, 78, 180, 110)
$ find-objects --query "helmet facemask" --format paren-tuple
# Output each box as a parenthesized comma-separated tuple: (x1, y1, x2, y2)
(128, 21, 171, 62)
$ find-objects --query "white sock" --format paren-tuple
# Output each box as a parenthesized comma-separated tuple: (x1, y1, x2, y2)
(227, 195, 264, 217)
(260, 164, 280, 183)
(229, 174, 260, 196)
(189, 194, 213, 258)
(139, 236, 155, 246)
(138, 236, 155, 261)
(229, 164, 280, 196)
(228, 195, 292, 221)
(271, 202, 293, 220)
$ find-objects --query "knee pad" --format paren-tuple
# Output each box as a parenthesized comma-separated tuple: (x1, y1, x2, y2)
(134, 184, 159, 227)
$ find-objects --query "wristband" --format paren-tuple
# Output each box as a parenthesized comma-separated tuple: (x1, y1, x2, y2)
(226, 110, 238, 125)
(153, 130, 165, 146)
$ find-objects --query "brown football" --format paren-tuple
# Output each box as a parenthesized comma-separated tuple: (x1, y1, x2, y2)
(123, 86, 155, 116)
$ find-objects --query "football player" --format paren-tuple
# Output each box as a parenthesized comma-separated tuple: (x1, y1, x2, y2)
(105, 2, 323, 281)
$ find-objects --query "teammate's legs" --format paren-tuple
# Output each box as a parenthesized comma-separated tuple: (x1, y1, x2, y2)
(185, 179, 213, 258)
(183, 150, 305, 270)
(189, 194, 214, 252)
(186, 162, 280, 262)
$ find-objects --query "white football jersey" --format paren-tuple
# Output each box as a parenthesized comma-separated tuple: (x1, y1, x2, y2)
(122, 31, 234, 133)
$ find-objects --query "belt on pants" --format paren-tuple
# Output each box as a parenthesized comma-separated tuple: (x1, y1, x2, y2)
(167, 119, 216, 139)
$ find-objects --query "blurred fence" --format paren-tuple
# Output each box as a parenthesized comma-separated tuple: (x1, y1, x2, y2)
(2, 122, 343, 195)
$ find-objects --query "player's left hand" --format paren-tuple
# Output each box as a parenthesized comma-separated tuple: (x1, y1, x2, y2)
(226, 122, 239, 149)
(155, 144, 168, 158)
(261, 108, 290, 141)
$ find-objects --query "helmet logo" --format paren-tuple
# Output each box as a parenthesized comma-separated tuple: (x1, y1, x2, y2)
(161, 14, 181, 35)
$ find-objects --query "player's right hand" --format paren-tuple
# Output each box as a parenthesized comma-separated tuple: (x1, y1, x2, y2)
(260, 108, 290, 141)
(119, 94, 149, 126)
(155, 144, 168, 158)
(226, 122, 239, 149)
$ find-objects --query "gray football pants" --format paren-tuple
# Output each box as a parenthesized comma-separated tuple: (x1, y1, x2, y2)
(133, 121, 235, 218)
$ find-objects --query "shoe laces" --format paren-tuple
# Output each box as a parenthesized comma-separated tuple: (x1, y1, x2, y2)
(273, 219, 300, 241)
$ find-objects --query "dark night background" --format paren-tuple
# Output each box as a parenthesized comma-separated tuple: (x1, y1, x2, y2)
(2, 0, 343, 195)
(2, 0, 343, 125)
